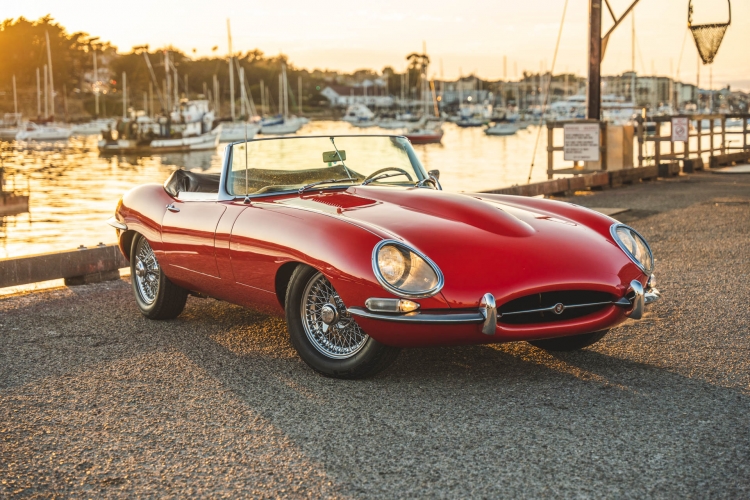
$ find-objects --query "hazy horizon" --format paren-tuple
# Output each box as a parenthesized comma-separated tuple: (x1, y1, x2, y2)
(7, 0, 748, 90)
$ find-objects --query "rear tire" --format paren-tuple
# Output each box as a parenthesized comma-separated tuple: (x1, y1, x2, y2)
(528, 330, 609, 352)
(285, 265, 400, 379)
(130, 233, 188, 320)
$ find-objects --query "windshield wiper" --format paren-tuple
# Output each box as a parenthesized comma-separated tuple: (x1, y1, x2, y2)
(298, 178, 357, 194)
(361, 172, 408, 186)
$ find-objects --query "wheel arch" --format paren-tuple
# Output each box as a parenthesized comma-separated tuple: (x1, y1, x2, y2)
(275, 261, 302, 310)
(119, 229, 138, 261)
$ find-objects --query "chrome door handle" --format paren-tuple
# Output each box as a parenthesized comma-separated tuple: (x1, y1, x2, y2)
(166, 203, 180, 213)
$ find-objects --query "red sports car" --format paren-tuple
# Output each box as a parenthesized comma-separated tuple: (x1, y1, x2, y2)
(108, 135, 660, 378)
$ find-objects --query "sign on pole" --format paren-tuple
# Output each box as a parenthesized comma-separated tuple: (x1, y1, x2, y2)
(564, 123, 600, 162)
(671, 117, 689, 142)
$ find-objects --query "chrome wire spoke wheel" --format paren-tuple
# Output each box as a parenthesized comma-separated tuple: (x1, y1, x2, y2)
(301, 272, 368, 359)
(134, 238, 160, 305)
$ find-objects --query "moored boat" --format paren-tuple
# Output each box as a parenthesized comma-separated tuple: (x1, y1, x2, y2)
(404, 121, 444, 144)
(16, 122, 72, 142)
(98, 99, 220, 153)
(484, 122, 519, 136)
(219, 121, 261, 142)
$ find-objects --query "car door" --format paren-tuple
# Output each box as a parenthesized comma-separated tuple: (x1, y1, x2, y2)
(160, 198, 227, 281)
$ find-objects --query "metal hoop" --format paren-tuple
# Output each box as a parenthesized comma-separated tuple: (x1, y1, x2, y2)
(300, 272, 368, 359)
(134, 238, 160, 305)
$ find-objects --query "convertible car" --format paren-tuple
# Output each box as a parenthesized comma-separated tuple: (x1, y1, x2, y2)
(108, 135, 660, 378)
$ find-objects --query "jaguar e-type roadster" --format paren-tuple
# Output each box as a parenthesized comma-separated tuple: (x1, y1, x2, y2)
(108, 135, 660, 378)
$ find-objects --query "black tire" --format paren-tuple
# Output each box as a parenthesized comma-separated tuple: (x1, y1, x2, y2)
(130, 233, 188, 320)
(285, 265, 400, 379)
(528, 330, 609, 352)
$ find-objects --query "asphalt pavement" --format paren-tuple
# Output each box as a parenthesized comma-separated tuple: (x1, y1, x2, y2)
(1, 171, 749, 498)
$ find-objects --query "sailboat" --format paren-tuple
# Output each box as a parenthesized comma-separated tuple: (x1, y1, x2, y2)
(260, 64, 303, 135)
(16, 32, 74, 143)
(218, 20, 261, 142)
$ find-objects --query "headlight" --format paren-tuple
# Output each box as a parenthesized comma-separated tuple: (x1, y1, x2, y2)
(611, 224, 654, 274)
(373, 240, 443, 298)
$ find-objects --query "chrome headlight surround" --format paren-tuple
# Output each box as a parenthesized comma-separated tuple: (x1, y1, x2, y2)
(371, 239, 444, 299)
(610, 223, 654, 275)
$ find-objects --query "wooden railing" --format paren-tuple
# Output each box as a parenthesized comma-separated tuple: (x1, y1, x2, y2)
(636, 114, 750, 168)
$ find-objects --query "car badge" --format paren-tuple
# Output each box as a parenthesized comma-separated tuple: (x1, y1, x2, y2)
(553, 303, 565, 315)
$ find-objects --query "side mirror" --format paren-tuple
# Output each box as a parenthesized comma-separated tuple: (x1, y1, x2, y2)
(428, 169, 440, 180)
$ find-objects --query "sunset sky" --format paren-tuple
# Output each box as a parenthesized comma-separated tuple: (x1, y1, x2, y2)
(8, 0, 748, 90)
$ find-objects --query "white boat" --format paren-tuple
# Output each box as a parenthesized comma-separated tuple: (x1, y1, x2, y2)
(351, 120, 378, 128)
(261, 116, 304, 135)
(0, 113, 22, 141)
(342, 104, 375, 123)
(378, 118, 408, 130)
(71, 118, 116, 136)
(16, 122, 72, 142)
(485, 122, 519, 136)
(219, 121, 261, 142)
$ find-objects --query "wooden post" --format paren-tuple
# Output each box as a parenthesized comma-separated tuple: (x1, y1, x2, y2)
(697, 119, 702, 159)
(601, 121, 608, 171)
(586, 0, 602, 120)
(637, 117, 644, 167)
(547, 124, 554, 179)
(709, 116, 715, 165)
(720, 116, 726, 154)
(654, 124, 661, 167)
(744, 117, 748, 151)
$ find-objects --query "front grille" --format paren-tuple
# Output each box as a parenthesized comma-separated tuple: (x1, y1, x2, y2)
(498, 290, 615, 325)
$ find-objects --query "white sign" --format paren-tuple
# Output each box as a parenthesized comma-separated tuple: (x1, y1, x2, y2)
(564, 123, 600, 162)
(671, 117, 689, 142)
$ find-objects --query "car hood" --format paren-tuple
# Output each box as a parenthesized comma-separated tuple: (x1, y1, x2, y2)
(274, 186, 640, 307)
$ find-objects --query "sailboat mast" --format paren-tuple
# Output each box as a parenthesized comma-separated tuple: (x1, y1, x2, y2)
(93, 51, 99, 117)
(44, 65, 48, 118)
(284, 65, 289, 118)
(45, 31, 55, 119)
(631, 10, 636, 105)
(227, 19, 235, 121)
(298, 76, 302, 116)
(165, 51, 171, 112)
(12, 75, 18, 117)
(36, 68, 41, 119)
(122, 72, 127, 119)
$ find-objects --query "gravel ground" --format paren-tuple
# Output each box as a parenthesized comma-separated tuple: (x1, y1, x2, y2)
(1, 172, 749, 498)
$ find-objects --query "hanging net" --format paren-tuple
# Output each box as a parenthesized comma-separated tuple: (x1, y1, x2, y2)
(689, 0, 731, 65)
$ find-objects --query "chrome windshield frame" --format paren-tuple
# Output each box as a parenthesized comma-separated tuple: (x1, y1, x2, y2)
(218, 134, 429, 202)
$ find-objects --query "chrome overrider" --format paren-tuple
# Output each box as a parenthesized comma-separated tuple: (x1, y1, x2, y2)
(347, 276, 661, 333)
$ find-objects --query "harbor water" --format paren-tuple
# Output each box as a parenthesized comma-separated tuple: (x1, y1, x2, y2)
(1, 120, 567, 259)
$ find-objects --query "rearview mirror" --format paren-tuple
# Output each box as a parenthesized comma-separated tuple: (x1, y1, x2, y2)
(323, 150, 346, 162)
(428, 169, 440, 180)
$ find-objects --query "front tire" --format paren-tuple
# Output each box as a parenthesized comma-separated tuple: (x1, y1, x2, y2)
(130, 233, 188, 320)
(285, 265, 400, 379)
(528, 330, 609, 352)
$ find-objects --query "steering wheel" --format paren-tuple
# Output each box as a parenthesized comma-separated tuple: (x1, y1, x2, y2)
(362, 167, 413, 183)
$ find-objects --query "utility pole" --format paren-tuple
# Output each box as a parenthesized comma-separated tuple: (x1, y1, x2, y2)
(586, 0, 602, 120)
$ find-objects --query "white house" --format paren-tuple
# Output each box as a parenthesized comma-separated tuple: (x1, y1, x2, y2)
(321, 85, 394, 107)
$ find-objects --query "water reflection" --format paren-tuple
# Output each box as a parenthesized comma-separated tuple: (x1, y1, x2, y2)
(0, 120, 554, 258)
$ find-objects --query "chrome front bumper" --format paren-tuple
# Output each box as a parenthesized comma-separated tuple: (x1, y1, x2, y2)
(348, 277, 661, 334)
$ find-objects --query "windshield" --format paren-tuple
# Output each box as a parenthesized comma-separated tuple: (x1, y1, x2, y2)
(227, 135, 426, 197)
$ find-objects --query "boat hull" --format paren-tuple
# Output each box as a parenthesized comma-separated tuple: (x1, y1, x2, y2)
(98, 127, 221, 153)
(405, 133, 444, 144)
